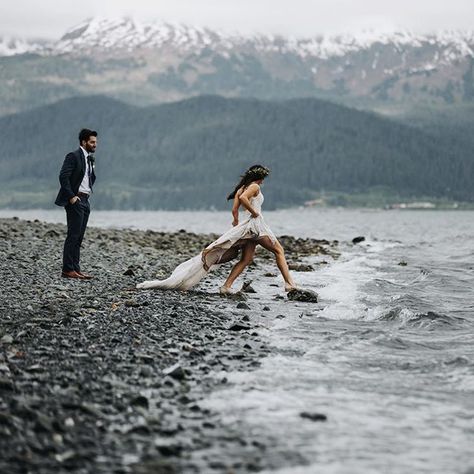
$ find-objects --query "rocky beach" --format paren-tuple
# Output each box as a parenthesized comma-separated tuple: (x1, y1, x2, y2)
(0, 217, 337, 474)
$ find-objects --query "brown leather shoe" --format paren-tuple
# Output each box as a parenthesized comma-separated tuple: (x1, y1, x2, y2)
(76, 271, 93, 280)
(62, 270, 84, 279)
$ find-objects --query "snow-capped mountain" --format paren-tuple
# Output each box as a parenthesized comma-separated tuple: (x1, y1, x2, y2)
(22, 17, 470, 60)
(0, 36, 43, 56)
(52, 17, 226, 54)
(1, 17, 474, 114)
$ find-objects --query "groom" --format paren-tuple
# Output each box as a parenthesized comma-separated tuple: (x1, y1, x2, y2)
(55, 129, 97, 279)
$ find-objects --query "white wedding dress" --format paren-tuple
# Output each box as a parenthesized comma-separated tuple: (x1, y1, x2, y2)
(136, 192, 276, 291)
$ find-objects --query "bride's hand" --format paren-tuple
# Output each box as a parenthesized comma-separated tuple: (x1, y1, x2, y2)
(251, 213, 260, 219)
(232, 219, 239, 227)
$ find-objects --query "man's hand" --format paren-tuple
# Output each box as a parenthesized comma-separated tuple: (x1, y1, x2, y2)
(232, 218, 239, 227)
(251, 212, 260, 219)
(69, 196, 80, 205)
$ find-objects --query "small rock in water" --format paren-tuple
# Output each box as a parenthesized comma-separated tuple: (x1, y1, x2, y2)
(352, 236, 365, 244)
(262, 306, 270, 311)
(287, 288, 319, 303)
(288, 263, 314, 272)
(0, 378, 14, 390)
(162, 363, 186, 381)
(236, 302, 250, 310)
(220, 291, 247, 301)
(154, 438, 183, 457)
(300, 412, 327, 422)
(123, 268, 135, 276)
(131, 395, 149, 409)
(228, 323, 251, 332)
(241, 280, 257, 293)
(398, 261, 408, 266)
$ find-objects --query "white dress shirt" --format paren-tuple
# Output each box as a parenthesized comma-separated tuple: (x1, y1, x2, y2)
(78, 146, 92, 195)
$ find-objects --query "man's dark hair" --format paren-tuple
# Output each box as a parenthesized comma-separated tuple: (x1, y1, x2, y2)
(78, 128, 98, 143)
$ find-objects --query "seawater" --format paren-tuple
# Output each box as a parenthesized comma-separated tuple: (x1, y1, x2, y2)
(2, 208, 473, 473)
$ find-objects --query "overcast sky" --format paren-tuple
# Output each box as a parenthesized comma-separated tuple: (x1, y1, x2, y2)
(1, 0, 473, 39)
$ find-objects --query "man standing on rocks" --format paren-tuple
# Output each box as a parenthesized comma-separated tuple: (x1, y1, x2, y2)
(55, 129, 97, 279)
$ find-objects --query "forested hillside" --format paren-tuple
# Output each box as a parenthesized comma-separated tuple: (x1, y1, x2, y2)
(0, 95, 471, 209)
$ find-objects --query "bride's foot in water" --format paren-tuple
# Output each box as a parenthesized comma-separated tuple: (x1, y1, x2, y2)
(285, 283, 298, 292)
(219, 285, 235, 295)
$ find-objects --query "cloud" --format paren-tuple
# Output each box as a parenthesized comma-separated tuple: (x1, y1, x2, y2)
(1, 0, 473, 38)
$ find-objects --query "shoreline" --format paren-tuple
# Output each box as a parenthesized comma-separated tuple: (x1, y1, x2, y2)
(0, 217, 337, 473)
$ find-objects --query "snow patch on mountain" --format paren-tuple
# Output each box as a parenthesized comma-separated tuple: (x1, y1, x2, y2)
(2, 17, 474, 62)
(0, 36, 42, 56)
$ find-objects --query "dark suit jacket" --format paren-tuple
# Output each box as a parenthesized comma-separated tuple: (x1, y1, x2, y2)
(55, 148, 96, 207)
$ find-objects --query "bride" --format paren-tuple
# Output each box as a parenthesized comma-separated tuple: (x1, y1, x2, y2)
(136, 165, 296, 293)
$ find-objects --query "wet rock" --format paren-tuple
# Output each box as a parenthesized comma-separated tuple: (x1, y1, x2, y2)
(287, 288, 319, 303)
(236, 302, 250, 310)
(288, 263, 314, 272)
(300, 412, 327, 422)
(34, 413, 54, 432)
(220, 291, 247, 301)
(228, 323, 251, 332)
(162, 363, 186, 381)
(123, 268, 135, 276)
(140, 366, 154, 377)
(398, 261, 408, 266)
(241, 280, 257, 293)
(154, 438, 183, 457)
(138, 353, 154, 364)
(262, 306, 270, 311)
(0, 335, 13, 344)
(64, 417, 75, 428)
(44, 229, 60, 238)
(352, 236, 365, 244)
(0, 378, 13, 390)
(55, 450, 77, 463)
(124, 299, 140, 307)
(131, 395, 149, 409)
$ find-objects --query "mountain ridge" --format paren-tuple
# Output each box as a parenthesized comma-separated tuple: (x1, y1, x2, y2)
(3, 17, 474, 60)
(1, 17, 474, 114)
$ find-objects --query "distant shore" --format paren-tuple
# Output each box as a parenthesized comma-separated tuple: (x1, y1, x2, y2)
(0, 217, 336, 473)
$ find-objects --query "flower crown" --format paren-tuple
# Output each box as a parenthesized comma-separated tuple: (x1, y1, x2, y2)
(246, 166, 270, 178)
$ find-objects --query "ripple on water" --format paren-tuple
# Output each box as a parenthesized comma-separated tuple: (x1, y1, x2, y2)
(376, 307, 466, 329)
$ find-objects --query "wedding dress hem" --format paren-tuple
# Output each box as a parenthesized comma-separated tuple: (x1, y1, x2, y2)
(137, 193, 276, 291)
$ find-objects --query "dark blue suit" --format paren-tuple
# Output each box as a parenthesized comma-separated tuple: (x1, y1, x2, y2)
(55, 148, 96, 273)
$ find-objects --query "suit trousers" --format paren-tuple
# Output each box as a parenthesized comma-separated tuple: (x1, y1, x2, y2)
(62, 199, 90, 272)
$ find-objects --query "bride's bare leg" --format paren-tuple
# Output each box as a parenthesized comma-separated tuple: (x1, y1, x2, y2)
(258, 236, 296, 290)
(218, 247, 240, 264)
(222, 241, 257, 289)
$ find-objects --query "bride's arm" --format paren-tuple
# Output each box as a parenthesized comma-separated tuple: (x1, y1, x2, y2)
(239, 184, 260, 218)
(231, 192, 241, 226)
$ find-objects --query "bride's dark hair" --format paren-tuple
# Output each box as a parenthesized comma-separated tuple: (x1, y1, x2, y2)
(227, 164, 270, 200)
